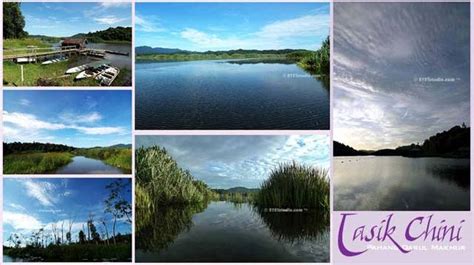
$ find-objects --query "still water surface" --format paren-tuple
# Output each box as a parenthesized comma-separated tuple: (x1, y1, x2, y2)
(334, 156, 470, 210)
(136, 201, 329, 262)
(136, 60, 329, 130)
(55, 156, 124, 174)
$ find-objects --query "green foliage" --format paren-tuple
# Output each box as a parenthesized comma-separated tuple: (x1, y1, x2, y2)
(3, 152, 73, 174)
(78, 231, 86, 244)
(3, 38, 50, 50)
(3, 3, 28, 39)
(4, 142, 75, 155)
(137, 52, 288, 62)
(3, 242, 131, 262)
(135, 146, 217, 207)
(73, 27, 132, 42)
(296, 36, 330, 76)
(77, 148, 132, 173)
(255, 162, 329, 211)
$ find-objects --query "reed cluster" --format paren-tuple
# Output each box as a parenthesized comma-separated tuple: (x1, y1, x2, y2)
(255, 162, 329, 211)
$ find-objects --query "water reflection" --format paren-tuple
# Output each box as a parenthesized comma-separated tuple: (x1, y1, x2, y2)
(136, 201, 329, 262)
(135, 202, 208, 252)
(255, 208, 329, 243)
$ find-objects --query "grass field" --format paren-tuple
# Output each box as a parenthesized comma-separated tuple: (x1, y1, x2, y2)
(3, 61, 131, 87)
(3, 152, 73, 174)
(77, 148, 132, 173)
(3, 38, 52, 50)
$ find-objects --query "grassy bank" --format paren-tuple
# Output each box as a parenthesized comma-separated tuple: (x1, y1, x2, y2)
(77, 147, 132, 173)
(255, 162, 329, 211)
(137, 53, 288, 62)
(3, 61, 131, 87)
(4, 243, 131, 262)
(3, 152, 73, 174)
(3, 38, 51, 50)
(136, 146, 217, 208)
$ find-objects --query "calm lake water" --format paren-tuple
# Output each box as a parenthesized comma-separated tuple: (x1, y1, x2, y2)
(334, 156, 470, 211)
(136, 201, 329, 262)
(135, 60, 329, 130)
(55, 156, 124, 174)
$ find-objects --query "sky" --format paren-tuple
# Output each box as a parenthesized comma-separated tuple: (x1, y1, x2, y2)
(3, 178, 132, 247)
(21, 2, 131, 37)
(333, 2, 470, 150)
(135, 3, 329, 51)
(136, 135, 329, 189)
(3, 90, 131, 148)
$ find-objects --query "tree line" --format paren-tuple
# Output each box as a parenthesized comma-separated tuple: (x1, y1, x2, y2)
(72, 27, 132, 42)
(3, 2, 28, 39)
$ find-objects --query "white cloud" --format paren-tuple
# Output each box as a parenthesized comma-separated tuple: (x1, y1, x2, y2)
(20, 99, 31, 106)
(100, 2, 130, 8)
(135, 15, 165, 33)
(24, 179, 57, 207)
(3, 111, 65, 130)
(3, 111, 125, 140)
(94, 16, 127, 25)
(256, 14, 329, 39)
(72, 126, 125, 135)
(177, 13, 329, 51)
(4, 211, 42, 230)
(9, 203, 26, 211)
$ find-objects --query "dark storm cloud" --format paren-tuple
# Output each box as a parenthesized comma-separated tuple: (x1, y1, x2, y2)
(334, 2, 470, 150)
(136, 135, 329, 188)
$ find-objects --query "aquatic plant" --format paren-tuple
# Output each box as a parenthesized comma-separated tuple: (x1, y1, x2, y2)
(255, 162, 329, 211)
(135, 146, 217, 207)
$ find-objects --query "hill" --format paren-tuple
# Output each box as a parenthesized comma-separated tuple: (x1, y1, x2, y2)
(72, 26, 131, 42)
(334, 124, 470, 158)
(136, 46, 187, 55)
(213, 187, 259, 194)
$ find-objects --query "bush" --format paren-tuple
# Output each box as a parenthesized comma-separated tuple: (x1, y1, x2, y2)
(255, 162, 329, 211)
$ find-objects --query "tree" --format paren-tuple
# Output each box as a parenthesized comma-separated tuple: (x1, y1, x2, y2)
(3, 3, 28, 39)
(90, 222, 101, 244)
(105, 179, 131, 245)
(100, 217, 110, 245)
(78, 230, 86, 244)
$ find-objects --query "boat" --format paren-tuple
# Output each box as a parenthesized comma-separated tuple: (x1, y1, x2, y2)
(65, 64, 89, 74)
(95, 66, 120, 86)
(74, 64, 109, 80)
(42, 57, 67, 65)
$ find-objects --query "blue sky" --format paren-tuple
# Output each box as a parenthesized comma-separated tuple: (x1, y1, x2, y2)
(136, 135, 329, 189)
(3, 90, 131, 148)
(334, 2, 470, 150)
(136, 3, 329, 51)
(21, 2, 131, 37)
(3, 178, 132, 247)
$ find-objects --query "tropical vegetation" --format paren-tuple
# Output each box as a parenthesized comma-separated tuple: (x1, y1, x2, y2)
(3, 179, 132, 262)
(3, 142, 132, 174)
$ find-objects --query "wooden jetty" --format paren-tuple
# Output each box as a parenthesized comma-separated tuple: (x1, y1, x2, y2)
(3, 46, 129, 62)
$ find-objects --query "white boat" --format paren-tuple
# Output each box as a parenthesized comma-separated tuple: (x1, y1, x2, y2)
(74, 64, 109, 80)
(95, 66, 120, 86)
(42, 57, 67, 65)
(65, 64, 89, 74)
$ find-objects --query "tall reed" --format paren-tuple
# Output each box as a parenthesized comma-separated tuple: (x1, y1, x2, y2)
(255, 162, 329, 211)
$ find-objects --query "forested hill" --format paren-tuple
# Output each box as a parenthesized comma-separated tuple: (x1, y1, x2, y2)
(72, 26, 131, 42)
(3, 142, 131, 155)
(135, 46, 311, 56)
(334, 124, 470, 158)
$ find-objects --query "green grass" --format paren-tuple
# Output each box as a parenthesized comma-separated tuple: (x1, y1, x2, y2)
(3, 152, 73, 174)
(255, 162, 329, 211)
(76, 148, 132, 173)
(4, 243, 131, 262)
(3, 38, 51, 50)
(136, 146, 217, 207)
(3, 61, 130, 87)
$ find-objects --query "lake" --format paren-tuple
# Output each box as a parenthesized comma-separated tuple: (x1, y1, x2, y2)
(55, 156, 125, 174)
(136, 201, 329, 262)
(135, 60, 329, 130)
(334, 156, 470, 211)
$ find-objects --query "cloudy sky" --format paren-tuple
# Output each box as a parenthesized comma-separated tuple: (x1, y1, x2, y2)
(3, 178, 131, 247)
(21, 2, 131, 37)
(334, 2, 470, 150)
(136, 135, 329, 189)
(3, 90, 131, 148)
(135, 3, 329, 51)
